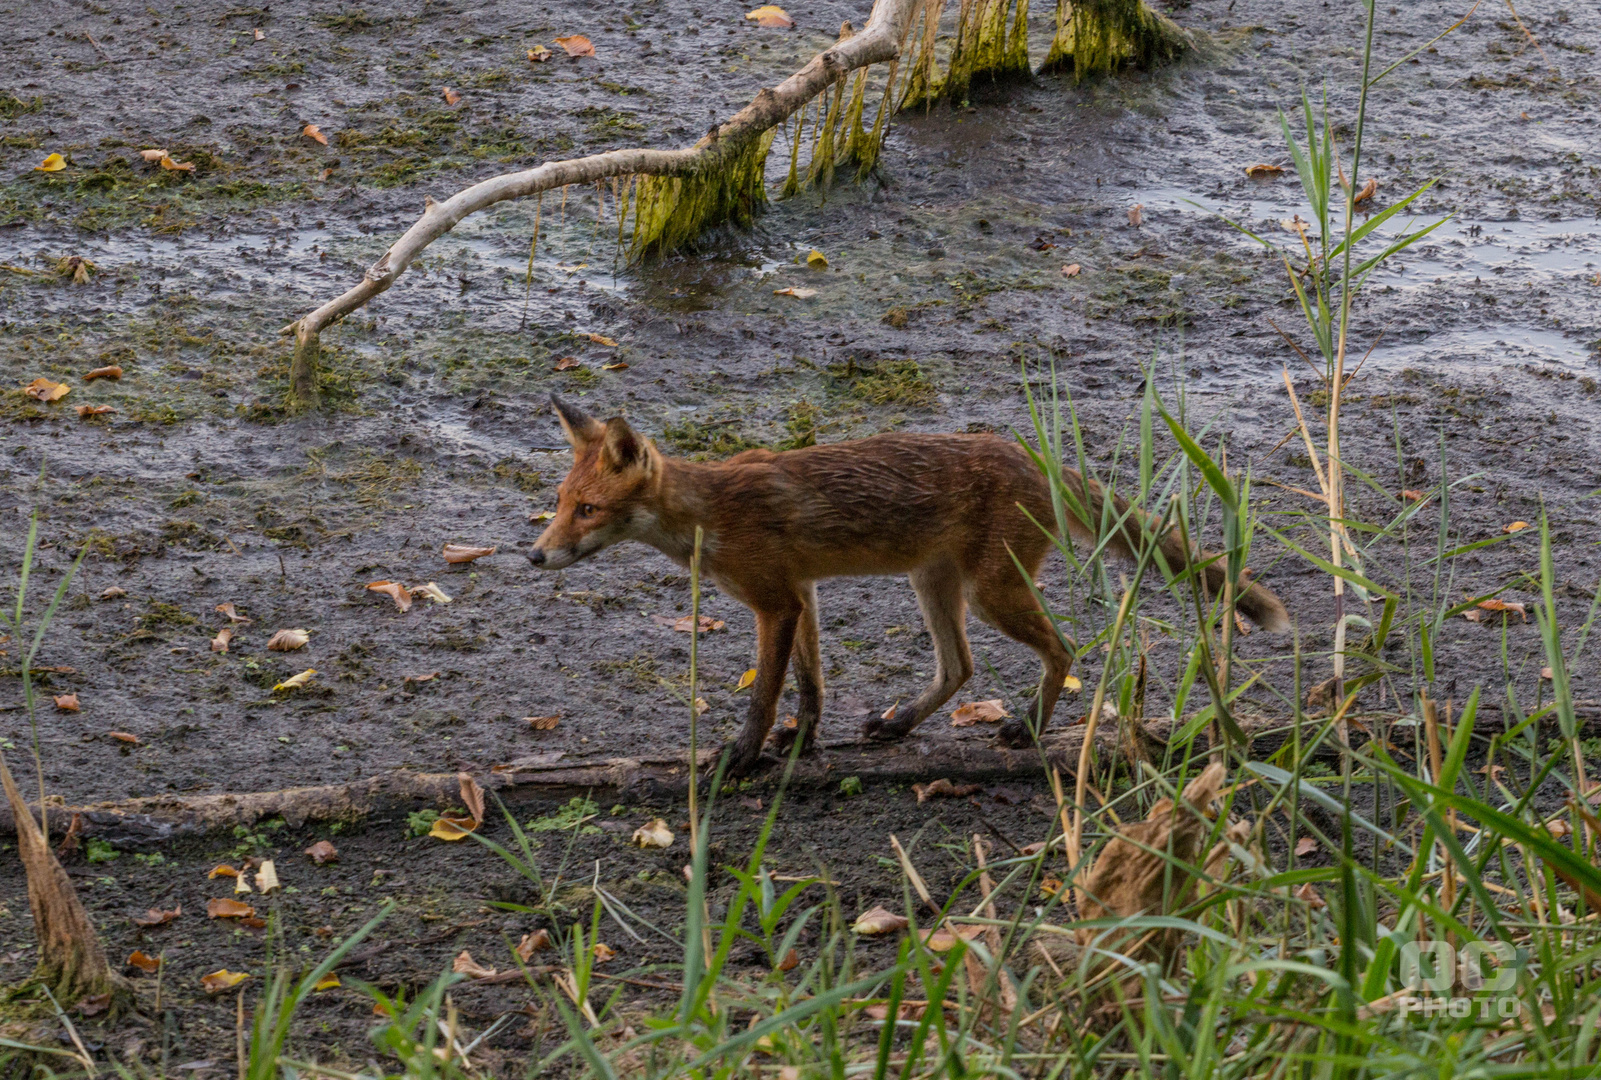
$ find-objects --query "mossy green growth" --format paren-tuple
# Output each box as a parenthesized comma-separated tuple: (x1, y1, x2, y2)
(629, 129, 776, 260)
(1042, 0, 1189, 77)
(903, 0, 1031, 110)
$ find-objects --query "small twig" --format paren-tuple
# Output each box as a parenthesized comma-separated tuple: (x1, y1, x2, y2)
(40, 985, 96, 1078)
(84, 32, 115, 63)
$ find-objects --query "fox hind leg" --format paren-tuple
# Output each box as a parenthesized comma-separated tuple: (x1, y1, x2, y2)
(864, 561, 973, 741)
(772, 583, 824, 756)
(967, 572, 1073, 748)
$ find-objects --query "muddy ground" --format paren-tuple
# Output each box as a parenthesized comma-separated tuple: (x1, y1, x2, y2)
(2, 0, 1600, 1069)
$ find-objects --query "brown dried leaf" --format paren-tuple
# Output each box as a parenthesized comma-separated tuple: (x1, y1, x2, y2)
(302, 124, 328, 145)
(201, 969, 249, 993)
(1401, 489, 1424, 502)
(1472, 598, 1528, 622)
(911, 778, 982, 803)
(83, 365, 122, 381)
(527, 44, 552, 62)
(581, 333, 618, 346)
(313, 973, 340, 991)
(75, 404, 115, 418)
(442, 543, 496, 564)
(452, 950, 495, 978)
(1353, 177, 1377, 205)
(1060, 263, 1081, 277)
(404, 671, 438, 686)
(127, 950, 161, 974)
(851, 906, 909, 936)
(591, 941, 615, 962)
(131, 905, 181, 927)
(109, 731, 140, 745)
(663, 614, 724, 633)
(553, 356, 581, 371)
(920, 923, 984, 952)
(158, 155, 195, 172)
(600, 361, 628, 371)
(139, 149, 168, 163)
(441, 86, 462, 105)
(554, 34, 595, 57)
(208, 864, 240, 879)
(206, 898, 255, 919)
(1127, 203, 1143, 227)
(305, 840, 338, 865)
(267, 628, 309, 651)
(24, 378, 70, 402)
(366, 580, 413, 612)
(516, 928, 552, 961)
(1294, 836, 1317, 857)
(1295, 881, 1326, 909)
(950, 699, 1008, 727)
(215, 603, 252, 624)
(1244, 163, 1284, 177)
(459, 773, 486, 825)
(775, 947, 799, 971)
(527, 714, 560, 730)
(773, 286, 817, 298)
(210, 627, 232, 653)
(54, 693, 80, 712)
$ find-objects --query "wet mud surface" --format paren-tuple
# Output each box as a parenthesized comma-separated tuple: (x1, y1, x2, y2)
(3, 0, 1600, 1066)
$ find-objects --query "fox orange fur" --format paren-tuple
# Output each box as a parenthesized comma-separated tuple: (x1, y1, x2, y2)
(530, 396, 1289, 775)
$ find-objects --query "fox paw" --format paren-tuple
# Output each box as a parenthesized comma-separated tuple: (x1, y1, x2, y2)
(995, 719, 1038, 749)
(863, 711, 914, 742)
(769, 719, 819, 757)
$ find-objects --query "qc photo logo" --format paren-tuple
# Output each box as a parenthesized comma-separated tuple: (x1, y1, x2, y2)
(1395, 940, 1523, 1019)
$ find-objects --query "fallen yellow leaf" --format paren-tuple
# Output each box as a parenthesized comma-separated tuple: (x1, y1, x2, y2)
(527, 714, 560, 730)
(54, 693, 80, 713)
(139, 149, 168, 163)
(158, 155, 195, 172)
(441, 86, 461, 105)
(1353, 177, 1378, 205)
(272, 668, 317, 693)
(24, 378, 70, 402)
(414, 582, 452, 604)
(581, 332, 618, 346)
(1245, 163, 1284, 177)
(631, 819, 674, 848)
(746, 5, 794, 27)
(35, 153, 67, 173)
(429, 814, 478, 841)
(773, 287, 817, 299)
(1503, 521, 1530, 534)
(806, 249, 829, 268)
(527, 44, 553, 62)
(201, 969, 250, 994)
(254, 860, 280, 894)
(592, 942, 615, 962)
(127, 950, 161, 974)
(303, 124, 328, 145)
(1062, 674, 1083, 691)
(208, 864, 239, 879)
(601, 361, 629, 370)
(211, 627, 233, 653)
(736, 668, 757, 691)
(313, 973, 340, 991)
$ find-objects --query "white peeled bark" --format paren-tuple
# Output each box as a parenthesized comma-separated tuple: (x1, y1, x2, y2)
(282, 0, 918, 400)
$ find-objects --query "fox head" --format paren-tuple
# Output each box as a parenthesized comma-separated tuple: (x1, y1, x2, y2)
(528, 395, 663, 570)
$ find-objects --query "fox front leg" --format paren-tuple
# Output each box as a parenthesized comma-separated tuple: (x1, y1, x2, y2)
(724, 608, 800, 777)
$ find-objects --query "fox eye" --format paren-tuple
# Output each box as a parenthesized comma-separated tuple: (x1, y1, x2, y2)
(579, 503, 598, 517)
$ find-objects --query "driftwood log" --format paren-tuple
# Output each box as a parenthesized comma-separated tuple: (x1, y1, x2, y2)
(3, 718, 1196, 842)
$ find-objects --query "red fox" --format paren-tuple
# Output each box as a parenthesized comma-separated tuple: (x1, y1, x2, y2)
(530, 396, 1289, 775)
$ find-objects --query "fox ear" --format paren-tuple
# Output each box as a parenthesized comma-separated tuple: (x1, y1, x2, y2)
(551, 394, 603, 449)
(598, 416, 657, 477)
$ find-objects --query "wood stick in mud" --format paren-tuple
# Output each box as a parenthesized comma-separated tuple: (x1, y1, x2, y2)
(0, 750, 126, 1005)
(281, 0, 919, 404)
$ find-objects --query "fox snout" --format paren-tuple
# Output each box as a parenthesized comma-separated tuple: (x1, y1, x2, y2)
(526, 541, 581, 570)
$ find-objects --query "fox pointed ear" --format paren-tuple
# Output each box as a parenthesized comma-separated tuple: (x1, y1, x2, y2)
(550, 394, 603, 449)
(598, 416, 658, 477)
